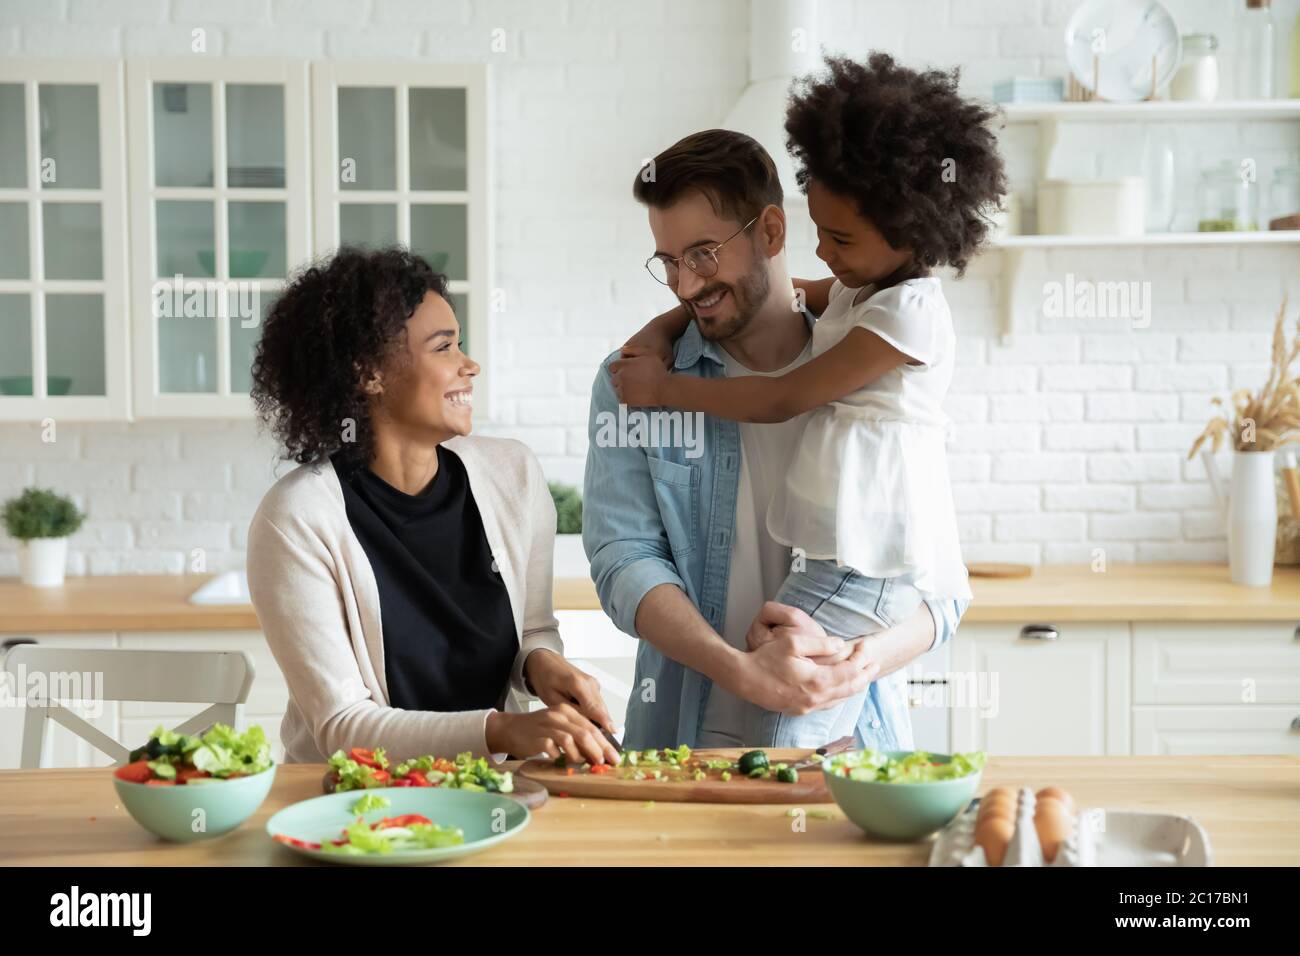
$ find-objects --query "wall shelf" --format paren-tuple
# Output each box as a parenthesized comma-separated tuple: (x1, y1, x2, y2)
(1000, 99, 1300, 122)
(995, 230, 1300, 248)
(991, 99, 1300, 341)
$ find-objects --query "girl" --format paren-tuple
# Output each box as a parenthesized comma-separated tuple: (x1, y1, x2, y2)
(610, 52, 1007, 747)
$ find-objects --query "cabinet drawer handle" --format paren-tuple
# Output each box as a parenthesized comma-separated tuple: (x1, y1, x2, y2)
(1293, 625, 1300, 642)
(1019, 624, 1060, 641)
(1291, 716, 1300, 732)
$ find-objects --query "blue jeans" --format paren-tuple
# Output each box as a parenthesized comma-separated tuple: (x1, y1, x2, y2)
(751, 558, 923, 748)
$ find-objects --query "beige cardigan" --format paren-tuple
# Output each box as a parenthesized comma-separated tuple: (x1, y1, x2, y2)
(246, 435, 564, 763)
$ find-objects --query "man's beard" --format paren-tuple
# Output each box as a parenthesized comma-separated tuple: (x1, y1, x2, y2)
(687, 259, 770, 343)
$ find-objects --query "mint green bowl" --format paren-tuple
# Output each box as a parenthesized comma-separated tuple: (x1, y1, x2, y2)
(822, 751, 981, 841)
(113, 766, 276, 842)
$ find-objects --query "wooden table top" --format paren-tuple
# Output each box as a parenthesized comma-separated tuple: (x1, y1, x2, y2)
(4, 564, 1300, 633)
(2, 755, 1297, 866)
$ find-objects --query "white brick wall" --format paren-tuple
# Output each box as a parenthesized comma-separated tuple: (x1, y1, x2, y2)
(1, 0, 1299, 574)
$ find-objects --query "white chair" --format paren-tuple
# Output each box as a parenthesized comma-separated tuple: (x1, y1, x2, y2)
(2, 644, 255, 769)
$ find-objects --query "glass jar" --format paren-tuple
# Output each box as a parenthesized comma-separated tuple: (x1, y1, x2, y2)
(1170, 33, 1219, 101)
(1198, 161, 1259, 231)
(1269, 166, 1300, 225)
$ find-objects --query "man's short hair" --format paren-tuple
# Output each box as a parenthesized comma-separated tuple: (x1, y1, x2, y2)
(632, 128, 783, 224)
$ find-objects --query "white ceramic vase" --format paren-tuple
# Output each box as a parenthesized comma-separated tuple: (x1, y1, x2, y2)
(19, 536, 68, 588)
(1203, 449, 1277, 587)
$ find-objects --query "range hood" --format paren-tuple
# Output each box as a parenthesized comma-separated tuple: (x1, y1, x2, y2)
(722, 0, 821, 201)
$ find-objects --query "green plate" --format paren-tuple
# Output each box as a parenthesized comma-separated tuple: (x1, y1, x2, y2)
(266, 787, 530, 865)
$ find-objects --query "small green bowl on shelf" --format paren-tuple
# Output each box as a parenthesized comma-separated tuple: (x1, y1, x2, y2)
(822, 750, 982, 841)
(113, 765, 276, 842)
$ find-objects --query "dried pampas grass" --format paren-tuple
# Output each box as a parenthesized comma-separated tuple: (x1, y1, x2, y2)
(1189, 299, 1300, 458)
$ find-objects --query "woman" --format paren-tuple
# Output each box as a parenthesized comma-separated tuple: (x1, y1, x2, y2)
(246, 246, 619, 766)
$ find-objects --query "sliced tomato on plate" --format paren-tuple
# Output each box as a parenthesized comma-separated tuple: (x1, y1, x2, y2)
(145, 778, 176, 786)
(176, 767, 210, 783)
(404, 770, 430, 787)
(388, 777, 414, 787)
(376, 814, 432, 829)
(369, 769, 390, 785)
(273, 834, 322, 850)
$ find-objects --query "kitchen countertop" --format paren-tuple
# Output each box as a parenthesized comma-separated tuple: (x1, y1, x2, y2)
(3, 564, 1300, 633)
(1, 755, 1295, 866)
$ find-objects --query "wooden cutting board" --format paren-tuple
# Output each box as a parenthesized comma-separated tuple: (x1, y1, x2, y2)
(518, 747, 834, 804)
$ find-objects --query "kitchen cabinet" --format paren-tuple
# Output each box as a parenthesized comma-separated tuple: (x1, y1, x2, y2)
(126, 59, 310, 418)
(1133, 622, 1300, 704)
(1132, 622, 1300, 755)
(1132, 705, 1300, 755)
(0, 60, 130, 421)
(311, 61, 491, 417)
(950, 622, 1131, 756)
(0, 57, 490, 422)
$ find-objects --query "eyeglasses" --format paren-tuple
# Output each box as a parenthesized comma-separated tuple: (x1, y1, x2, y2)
(644, 215, 759, 287)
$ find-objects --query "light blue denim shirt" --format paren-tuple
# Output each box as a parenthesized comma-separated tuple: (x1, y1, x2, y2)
(582, 315, 969, 750)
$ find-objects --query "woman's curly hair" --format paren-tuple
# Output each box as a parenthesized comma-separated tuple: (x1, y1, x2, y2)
(785, 52, 1008, 276)
(251, 246, 448, 468)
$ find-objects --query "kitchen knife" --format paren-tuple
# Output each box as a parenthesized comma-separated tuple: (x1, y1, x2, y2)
(788, 734, 857, 771)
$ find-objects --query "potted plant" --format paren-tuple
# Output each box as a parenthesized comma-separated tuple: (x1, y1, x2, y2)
(3, 487, 86, 587)
(548, 482, 588, 578)
(1189, 300, 1300, 586)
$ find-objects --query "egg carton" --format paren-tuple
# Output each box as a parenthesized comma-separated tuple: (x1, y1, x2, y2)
(928, 787, 1213, 867)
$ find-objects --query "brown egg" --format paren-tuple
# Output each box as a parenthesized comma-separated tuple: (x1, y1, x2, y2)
(978, 789, 1017, 817)
(975, 815, 1015, 867)
(1036, 787, 1076, 813)
(978, 800, 1017, 825)
(1034, 799, 1073, 862)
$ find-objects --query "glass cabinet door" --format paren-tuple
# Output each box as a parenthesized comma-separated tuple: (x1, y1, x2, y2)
(0, 62, 127, 420)
(129, 60, 308, 417)
(313, 63, 487, 414)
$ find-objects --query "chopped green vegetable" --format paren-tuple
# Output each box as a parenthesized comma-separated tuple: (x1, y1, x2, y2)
(661, 745, 692, 766)
(720, 771, 732, 782)
(322, 817, 465, 855)
(737, 750, 768, 775)
(146, 760, 176, 780)
(351, 793, 391, 814)
(776, 767, 798, 784)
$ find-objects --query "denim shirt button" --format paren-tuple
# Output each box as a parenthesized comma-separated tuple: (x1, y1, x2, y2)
(870, 718, 881, 730)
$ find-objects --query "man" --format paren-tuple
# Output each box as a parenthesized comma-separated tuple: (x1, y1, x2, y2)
(582, 129, 968, 749)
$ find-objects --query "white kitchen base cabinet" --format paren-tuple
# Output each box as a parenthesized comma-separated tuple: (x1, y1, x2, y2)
(1133, 705, 1300, 755)
(1133, 623, 1300, 704)
(950, 623, 1131, 756)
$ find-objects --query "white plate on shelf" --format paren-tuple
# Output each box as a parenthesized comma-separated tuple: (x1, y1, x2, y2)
(1065, 0, 1181, 102)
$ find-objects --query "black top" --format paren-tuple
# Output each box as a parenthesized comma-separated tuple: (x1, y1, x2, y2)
(333, 445, 518, 713)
